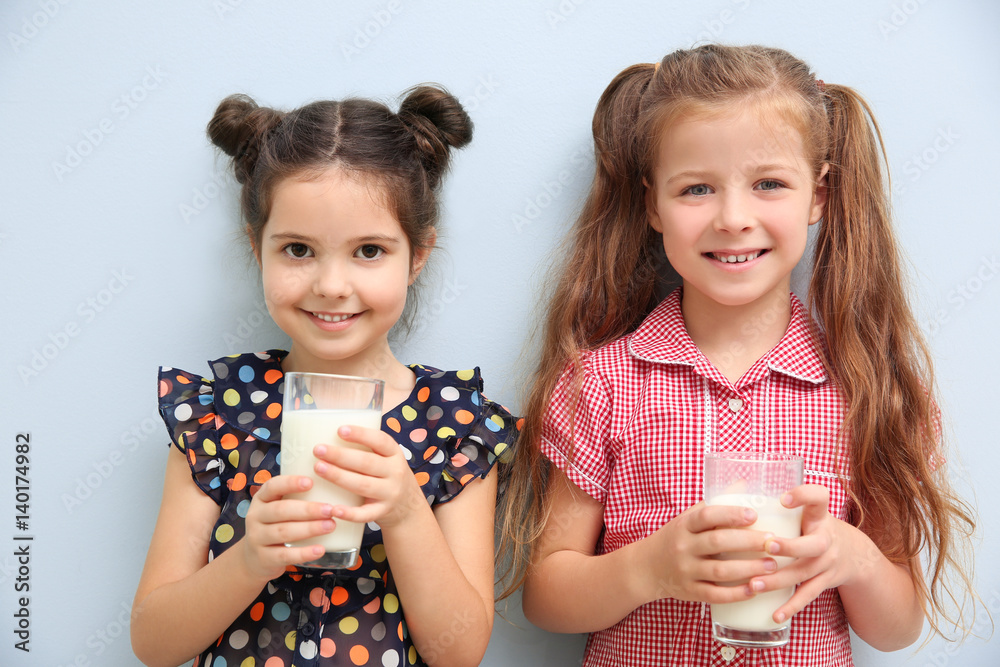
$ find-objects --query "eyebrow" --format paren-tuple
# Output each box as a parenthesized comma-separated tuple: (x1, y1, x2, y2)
(665, 163, 799, 185)
(268, 232, 403, 245)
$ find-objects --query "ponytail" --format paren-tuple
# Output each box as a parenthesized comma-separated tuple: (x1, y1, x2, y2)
(811, 85, 977, 636)
(496, 62, 660, 601)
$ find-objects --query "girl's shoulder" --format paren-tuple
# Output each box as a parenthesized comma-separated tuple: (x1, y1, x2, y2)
(394, 363, 520, 503)
(156, 350, 288, 502)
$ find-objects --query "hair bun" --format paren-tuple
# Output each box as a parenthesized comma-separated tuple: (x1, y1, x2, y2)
(397, 85, 473, 188)
(207, 94, 284, 184)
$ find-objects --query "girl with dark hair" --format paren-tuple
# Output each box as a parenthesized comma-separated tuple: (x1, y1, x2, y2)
(132, 85, 517, 667)
(500, 45, 976, 665)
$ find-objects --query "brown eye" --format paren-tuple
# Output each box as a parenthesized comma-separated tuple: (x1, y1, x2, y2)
(283, 243, 312, 258)
(355, 245, 384, 260)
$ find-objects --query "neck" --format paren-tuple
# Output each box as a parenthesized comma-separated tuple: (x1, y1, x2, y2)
(680, 285, 792, 385)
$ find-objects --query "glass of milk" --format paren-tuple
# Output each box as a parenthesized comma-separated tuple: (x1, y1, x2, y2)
(704, 451, 804, 648)
(280, 372, 384, 569)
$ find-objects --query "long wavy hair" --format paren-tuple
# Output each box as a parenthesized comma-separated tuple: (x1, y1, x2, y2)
(497, 44, 977, 637)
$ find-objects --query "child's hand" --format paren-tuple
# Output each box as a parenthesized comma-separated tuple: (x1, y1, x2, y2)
(241, 475, 337, 581)
(311, 425, 426, 530)
(639, 501, 779, 605)
(747, 484, 872, 624)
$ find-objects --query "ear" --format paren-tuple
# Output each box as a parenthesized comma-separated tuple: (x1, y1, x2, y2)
(809, 163, 830, 225)
(644, 177, 664, 233)
(248, 227, 263, 267)
(409, 227, 436, 285)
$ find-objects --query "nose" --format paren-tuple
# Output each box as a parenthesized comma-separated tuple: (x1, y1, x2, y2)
(312, 258, 353, 299)
(714, 189, 755, 234)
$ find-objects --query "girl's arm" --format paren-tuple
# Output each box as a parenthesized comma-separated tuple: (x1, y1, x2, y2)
(314, 426, 498, 667)
(752, 485, 924, 651)
(131, 446, 335, 667)
(521, 468, 775, 633)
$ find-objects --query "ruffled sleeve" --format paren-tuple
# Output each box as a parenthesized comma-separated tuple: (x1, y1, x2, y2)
(396, 366, 520, 505)
(157, 366, 226, 505)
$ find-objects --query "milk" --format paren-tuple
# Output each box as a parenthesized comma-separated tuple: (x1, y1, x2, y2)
(280, 408, 381, 552)
(707, 493, 803, 631)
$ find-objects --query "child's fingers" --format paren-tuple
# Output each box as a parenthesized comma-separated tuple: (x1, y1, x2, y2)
(336, 425, 397, 457)
(313, 463, 381, 500)
(694, 527, 773, 557)
(781, 484, 830, 521)
(770, 575, 829, 624)
(313, 444, 387, 478)
(257, 519, 337, 547)
(685, 503, 758, 534)
(761, 532, 829, 560)
(694, 555, 778, 586)
(253, 499, 335, 526)
(253, 474, 312, 503)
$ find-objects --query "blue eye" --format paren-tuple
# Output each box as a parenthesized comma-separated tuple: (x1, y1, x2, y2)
(355, 244, 384, 260)
(684, 184, 712, 196)
(283, 243, 312, 259)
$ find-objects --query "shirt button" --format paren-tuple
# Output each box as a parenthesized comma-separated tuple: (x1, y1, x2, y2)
(728, 397, 744, 413)
(720, 645, 736, 661)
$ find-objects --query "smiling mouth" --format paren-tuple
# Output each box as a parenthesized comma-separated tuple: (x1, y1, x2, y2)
(310, 311, 355, 323)
(707, 250, 768, 263)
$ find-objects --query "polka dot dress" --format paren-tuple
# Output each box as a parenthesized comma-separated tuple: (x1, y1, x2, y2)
(157, 350, 519, 667)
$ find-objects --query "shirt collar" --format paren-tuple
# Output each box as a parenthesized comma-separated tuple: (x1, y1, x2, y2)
(627, 288, 828, 385)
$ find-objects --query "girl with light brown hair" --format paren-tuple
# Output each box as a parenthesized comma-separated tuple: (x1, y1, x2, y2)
(499, 44, 977, 665)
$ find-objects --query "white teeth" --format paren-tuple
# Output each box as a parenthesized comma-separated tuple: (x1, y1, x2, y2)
(311, 312, 351, 323)
(714, 251, 762, 263)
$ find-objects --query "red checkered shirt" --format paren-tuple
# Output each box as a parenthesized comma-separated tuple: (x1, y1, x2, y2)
(541, 289, 854, 667)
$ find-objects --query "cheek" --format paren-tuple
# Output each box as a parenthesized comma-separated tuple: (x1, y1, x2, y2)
(261, 266, 308, 306)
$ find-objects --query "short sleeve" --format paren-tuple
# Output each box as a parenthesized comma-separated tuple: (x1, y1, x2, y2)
(539, 358, 613, 503)
(157, 366, 226, 505)
(435, 397, 518, 504)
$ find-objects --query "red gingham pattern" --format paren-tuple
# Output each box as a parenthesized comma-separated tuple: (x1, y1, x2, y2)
(541, 289, 854, 666)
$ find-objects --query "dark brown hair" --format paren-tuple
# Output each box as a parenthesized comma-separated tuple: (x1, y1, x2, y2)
(207, 85, 472, 261)
(498, 45, 977, 637)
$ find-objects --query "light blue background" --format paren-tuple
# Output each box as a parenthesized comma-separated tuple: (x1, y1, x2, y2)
(1, 1, 998, 665)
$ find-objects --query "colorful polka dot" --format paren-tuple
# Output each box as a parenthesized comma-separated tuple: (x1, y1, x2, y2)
(212, 655, 227, 667)
(409, 428, 426, 443)
(339, 616, 359, 634)
(203, 438, 218, 456)
(350, 645, 370, 665)
(370, 544, 387, 563)
(414, 472, 430, 486)
(284, 630, 295, 650)
(456, 369, 474, 381)
(440, 386, 460, 401)
(215, 524, 235, 543)
(263, 657, 283, 667)
(417, 386, 430, 402)
(239, 658, 255, 667)
(382, 650, 400, 667)
(250, 390, 268, 404)
(249, 602, 264, 622)
(436, 426, 456, 439)
(364, 597, 381, 614)
(230, 473, 247, 491)
(299, 639, 318, 659)
(384, 594, 399, 614)
(228, 450, 239, 467)
(454, 409, 474, 424)
(386, 417, 401, 433)
(320, 637, 336, 657)
(221, 433, 239, 450)
(331, 586, 349, 606)
(401, 405, 417, 421)
(264, 369, 282, 384)
(175, 404, 193, 422)
(229, 630, 249, 649)
(265, 403, 281, 419)
(238, 365, 255, 383)
(270, 602, 290, 621)
(223, 389, 241, 406)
